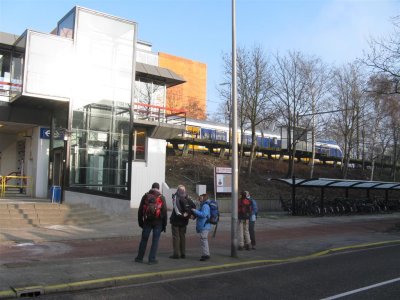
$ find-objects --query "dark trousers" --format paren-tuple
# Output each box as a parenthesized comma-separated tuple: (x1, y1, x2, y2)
(171, 224, 187, 256)
(249, 220, 256, 246)
(137, 223, 162, 262)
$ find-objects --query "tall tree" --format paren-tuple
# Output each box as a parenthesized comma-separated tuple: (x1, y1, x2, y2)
(383, 92, 400, 180)
(272, 51, 311, 178)
(303, 57, 331, 178)
(363, 16, 400, 93)
(244, 46, 274, 176)
(330, 62, 365, 179)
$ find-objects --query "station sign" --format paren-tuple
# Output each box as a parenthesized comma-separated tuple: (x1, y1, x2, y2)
(214, 167, 232, 193)
(40, 128, 64, 140)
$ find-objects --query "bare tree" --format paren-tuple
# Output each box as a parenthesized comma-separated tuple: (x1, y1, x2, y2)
(244, 46, 274, 176)
(383, 92, 400, 180)
(303, 57, 332, 178)
(365, 75, 391, 180)
(220, 49, 250, 164)
(272, 51, 312, 178)
(363, 16, 400, 93)
(330, 62, 366, 178)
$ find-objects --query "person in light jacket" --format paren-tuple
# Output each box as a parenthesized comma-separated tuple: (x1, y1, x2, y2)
(249, 194, 258, 250)
(191, 194, 211, 261)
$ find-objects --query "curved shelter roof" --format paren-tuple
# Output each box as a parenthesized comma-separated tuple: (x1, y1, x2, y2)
(274, 178, 400, 190)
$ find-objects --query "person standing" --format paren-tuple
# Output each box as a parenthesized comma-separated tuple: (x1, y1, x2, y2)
(135, 182, 167, 265)
(238, 190, 252, 250)
(191, 194, 211, 261)
(169, 185, 195, 259)
(248, 192, 258, 250)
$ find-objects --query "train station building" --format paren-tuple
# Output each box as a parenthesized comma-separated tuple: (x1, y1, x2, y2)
(0, 6, 206, 212)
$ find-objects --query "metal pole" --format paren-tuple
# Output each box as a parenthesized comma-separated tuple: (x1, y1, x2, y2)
(310, 94, 316, 178)
(231, 0, 238, 258)
(291, 176, 296, 216)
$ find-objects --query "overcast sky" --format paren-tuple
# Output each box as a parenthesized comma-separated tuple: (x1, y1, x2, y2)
(1, 0, 398, 116)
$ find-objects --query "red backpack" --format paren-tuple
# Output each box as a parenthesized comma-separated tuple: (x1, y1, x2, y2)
(143, 193, 163, 221)
(239, 198, 252, 219)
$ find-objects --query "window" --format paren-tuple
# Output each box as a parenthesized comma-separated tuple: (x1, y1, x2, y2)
(57, 9, 75, 39)
(132, 128, 146, 160)
(0, 50, 11, 98)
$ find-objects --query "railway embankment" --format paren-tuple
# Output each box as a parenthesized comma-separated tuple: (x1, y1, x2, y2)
(165, 153, 392, 202)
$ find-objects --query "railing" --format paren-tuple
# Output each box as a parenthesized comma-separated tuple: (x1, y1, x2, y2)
(132, 102, 186, 126)
(0, 175, 33, 197)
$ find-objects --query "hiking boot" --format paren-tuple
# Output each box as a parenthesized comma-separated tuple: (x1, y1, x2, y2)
(134, 257, 143, 263)
(148, 260, 158, 265)
(245, 245, 250, 251)
(180, 254, 186, 259)
(200, 255, 210, 261)
(238, 246, 243, 251)
(251, 246, 256, 250)
(169, 255, 180, 259)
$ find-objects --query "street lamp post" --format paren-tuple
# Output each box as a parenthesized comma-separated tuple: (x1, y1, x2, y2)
(231, 0, 238, 258)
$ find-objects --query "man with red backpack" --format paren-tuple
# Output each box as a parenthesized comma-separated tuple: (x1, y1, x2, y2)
(135, 182, 167, 265)
(238, 190, 252, 250)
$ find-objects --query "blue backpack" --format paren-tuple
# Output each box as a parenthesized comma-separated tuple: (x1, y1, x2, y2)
(207, 200, 220, 225)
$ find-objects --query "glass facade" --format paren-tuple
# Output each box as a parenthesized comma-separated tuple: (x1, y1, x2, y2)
(10, 33, 26, 100)
(69, 102, 130, 194)
(57, 9, 75, 39)
(68, 8, 136, 197)
(0, 49, 11, 100)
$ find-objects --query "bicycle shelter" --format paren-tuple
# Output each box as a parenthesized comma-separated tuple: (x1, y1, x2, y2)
(274, 178, 400, 215)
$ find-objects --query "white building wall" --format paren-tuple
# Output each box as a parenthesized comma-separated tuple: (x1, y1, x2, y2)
(24, 133, 34, 196)
(130, 138, 166, 208)
(32, 127, 49, 198)
(0, 141, 17, 175)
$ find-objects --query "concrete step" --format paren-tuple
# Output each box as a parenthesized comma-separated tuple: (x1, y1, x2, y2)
(0, 202, 111, 228)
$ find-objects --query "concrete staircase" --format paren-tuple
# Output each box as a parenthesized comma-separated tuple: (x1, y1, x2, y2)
(0, 203, 111, 228)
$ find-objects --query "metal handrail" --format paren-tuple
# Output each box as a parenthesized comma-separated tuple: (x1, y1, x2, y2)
(132, 102, 186, 126)
(0, 175, 33, 197)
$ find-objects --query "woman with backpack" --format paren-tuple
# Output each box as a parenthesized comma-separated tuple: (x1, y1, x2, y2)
(238, 190, 252, 251)
(191, 193, 211, 261)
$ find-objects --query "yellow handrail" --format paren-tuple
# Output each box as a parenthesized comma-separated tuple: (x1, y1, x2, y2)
(0, 175, 33, 197)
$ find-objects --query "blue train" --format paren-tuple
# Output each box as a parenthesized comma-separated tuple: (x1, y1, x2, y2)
(170, 118, 343, 160)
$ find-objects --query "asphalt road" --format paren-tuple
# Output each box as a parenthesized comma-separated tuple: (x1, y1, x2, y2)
(39, 243, 400, 300)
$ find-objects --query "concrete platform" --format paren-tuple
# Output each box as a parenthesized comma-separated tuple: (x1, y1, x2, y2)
(0, 211, 400, 298)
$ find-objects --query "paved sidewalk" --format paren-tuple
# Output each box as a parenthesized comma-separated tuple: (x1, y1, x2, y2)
(1, 212, 400, 298)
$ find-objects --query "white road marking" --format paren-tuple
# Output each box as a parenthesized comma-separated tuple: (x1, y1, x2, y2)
(321, 277, 400, 299)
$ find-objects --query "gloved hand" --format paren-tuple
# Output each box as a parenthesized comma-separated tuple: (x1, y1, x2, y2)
(162, 226, 166, 233)
(139, 222, 143, 229)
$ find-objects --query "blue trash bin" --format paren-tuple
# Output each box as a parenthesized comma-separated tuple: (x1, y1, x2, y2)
(50, 186, 61, 203)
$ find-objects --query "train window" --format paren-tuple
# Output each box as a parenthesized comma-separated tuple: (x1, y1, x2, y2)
(186, 126, 201, 138)
(215, 130, 227, 141)
(201, 128, 215, 140)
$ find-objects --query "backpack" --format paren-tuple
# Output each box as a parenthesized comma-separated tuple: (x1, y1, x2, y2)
(239, 198, 252, 219)
(143, 193, 163, 221)
(207, 200, 220, 225)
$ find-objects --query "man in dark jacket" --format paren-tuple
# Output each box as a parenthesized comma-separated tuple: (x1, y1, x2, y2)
(135, 182, 167, 265)
(169, 185, 195, 259)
